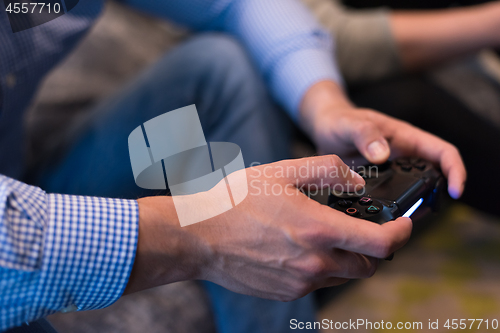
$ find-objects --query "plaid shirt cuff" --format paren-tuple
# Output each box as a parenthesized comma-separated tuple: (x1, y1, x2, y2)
(30, 194, 138, 319)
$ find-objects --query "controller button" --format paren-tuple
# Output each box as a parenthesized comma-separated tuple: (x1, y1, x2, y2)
(338, 199, 352, 207)
(414, 163, 426, 170)
(366, 205, 381, 214)
(358, 197, 373, 205)
(395, 157, 409, 165)
(400, 164, 412, 172)
(345, 208, 359, 216)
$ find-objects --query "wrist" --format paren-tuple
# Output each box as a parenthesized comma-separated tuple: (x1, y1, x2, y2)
(124, 196, 210, 294)
(298, 80, 353, 141)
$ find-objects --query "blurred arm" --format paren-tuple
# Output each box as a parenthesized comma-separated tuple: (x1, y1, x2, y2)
(304, 0, 500, 82)
(391, 1, 500, 70)
(303, 0, 401, 84)
(119, 0, 344, 121)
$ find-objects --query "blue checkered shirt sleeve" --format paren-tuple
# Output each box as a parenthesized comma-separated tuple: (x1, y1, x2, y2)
(0, 175, 139, 331)
(121, 0, 343, 121)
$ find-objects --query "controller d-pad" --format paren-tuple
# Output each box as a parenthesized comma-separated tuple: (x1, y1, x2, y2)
(345, 208, 359, 216)
(358, 197, 373, 205)
(395, 157, 409, 166)
(414, 163, 426, 170)
(396, 157, 427, 171)
(366, 205, 381, 214)
(400, 164, 412, 172)
(337, 199, 352, 208)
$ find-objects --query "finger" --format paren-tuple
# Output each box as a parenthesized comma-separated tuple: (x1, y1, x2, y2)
(324, 250, 378, 279)
(322, 277, 350, 288)
(316, 208, 413, 258)
(275, 155, 366, 192)
(404, 135, 466, 199)
(436, 144, 467, 199)
(313, 253, 378, 290)
(346, 118, 391, 164)
(389, 126, 467, 199)
(372, 115, 467, 199)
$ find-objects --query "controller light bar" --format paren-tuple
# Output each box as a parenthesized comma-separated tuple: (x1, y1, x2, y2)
(403, 198, 424, 218)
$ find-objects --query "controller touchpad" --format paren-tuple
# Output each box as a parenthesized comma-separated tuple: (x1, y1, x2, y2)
(368, 173, 421, 202)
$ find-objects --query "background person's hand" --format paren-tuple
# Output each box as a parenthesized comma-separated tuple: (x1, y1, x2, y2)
(125, 155, 412, 301)
(299, 81, 467, 199)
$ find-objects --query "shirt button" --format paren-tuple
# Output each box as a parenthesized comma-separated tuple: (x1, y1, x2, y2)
(60, 304, 78, 313)
(6, 73, 16, 88)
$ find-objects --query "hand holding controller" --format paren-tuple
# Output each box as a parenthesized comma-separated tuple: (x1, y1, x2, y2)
(329, 157, 444, 225)
(328, 157, 444, 260)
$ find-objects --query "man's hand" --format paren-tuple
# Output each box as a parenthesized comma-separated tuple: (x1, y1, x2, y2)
(125, 156, 412, 301)
(299, 81, 467, 199)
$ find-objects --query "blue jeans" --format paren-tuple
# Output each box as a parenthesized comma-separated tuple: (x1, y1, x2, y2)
(35, 34, 317, 333)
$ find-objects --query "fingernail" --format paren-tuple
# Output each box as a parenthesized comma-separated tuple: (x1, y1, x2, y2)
(449, 187, 459, 199)
(350, 169, 365, 185)
(449, 182, 465, 200)
(367, 141, 388, 160)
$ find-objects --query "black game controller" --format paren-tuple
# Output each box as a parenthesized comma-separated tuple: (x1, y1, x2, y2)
(328, 157, 444, 225)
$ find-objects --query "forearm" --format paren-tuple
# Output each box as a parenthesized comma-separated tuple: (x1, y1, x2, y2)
(303, 0, 402, 84)
(391, 2, 500, 70)
(121, 0, 343, 120)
